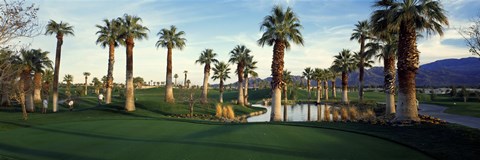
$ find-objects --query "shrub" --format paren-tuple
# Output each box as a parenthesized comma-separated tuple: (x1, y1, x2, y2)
(324, 106, 331, 122)
(215, 104, 223, 118)
(348, 106, 359, 121)
(362, 108, 376, 121)
(226, 105, 235, 120)
(340, 107, 349, 121)
(222, 106, 228, 118)
(332, 108, 339, 122)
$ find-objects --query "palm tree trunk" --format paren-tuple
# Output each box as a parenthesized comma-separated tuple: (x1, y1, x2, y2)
(307, 103, 311, 121)
(342, 72, 349, 103)
(359, 36, 366, 102)
(125, 37, 135, 111)
(165, 47, 175, 103)
(270, 40, 285, 122)
(106, 43, 115, 104)
(317, 104, 321, 122)
(316, 80, 321, 104)
(332, 81, 336, 98)
(395, 22, 420, 122)
(84, 76, 88, 96)
(18, 77, 27, 120)
(52, 35, 63, 112)
(201, 65, 209, 104)
(244, 76, 249, 105)
(21, 70, 34, 112)
(385, 54, 396, 114)
(307, 79, 311, 100)
(283, 85, 287, 121)
(219, 80, 224, 103)
(324, 80, 329, 100)
(237, 64, 244, 106)
(33, 72, 42, 104)
(184, 73, 187, 88)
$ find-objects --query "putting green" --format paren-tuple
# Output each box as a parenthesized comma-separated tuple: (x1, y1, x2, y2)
(0, 120, 431, 160)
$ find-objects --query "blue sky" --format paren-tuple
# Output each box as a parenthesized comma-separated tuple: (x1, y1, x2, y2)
(23, 0, 480, 85)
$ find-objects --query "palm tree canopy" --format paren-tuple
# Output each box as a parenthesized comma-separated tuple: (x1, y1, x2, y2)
(30, 49, 53, 73)
(332, 49, 357, 73)
(63, 74, 73, 83)
(313, 68, 324, 81)
(354, 52, 375, 68)
(195, 49, 218, 66)
(117, 14, 149, 42)
(184, 70, 188, 74)
(45, 20, 74, 36)
(228, 45, 251, 68)
(156, 25, 186, 50)
(371, 0, 449, 36)
(302, 67, 314, 80)
(174, 74, 178, 78)
(257, 5, 304, 49)
(83, 72, 91, 77)
(244, 55, 258, 78)
(282, 70, 292, 85)
(350, 20, 371, 43)
(43, 69, 54, 83)
(212, 61, 231, 82)
(95, 19, 123, 48)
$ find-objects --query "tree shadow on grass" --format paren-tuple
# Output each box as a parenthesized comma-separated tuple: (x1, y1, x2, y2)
(0, 143, 101, 160)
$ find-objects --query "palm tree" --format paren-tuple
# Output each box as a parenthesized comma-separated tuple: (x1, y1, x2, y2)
(332, 49, 356, 104)
(211, 62, 231, 103)
(350, 20, 372, 102)
(302, 67, 314, 100)
(258, 5, 304, 121)
(42, 69, 53, 100)
(229, 45, 251, 106)
(63, 74, 73, 99)
(313, 68, 324, 104)
(118, 14, 149, 111)
(156, 25, 186, 103)
(83, 72, 91, 96)
(243, 55, 257, 105)
(92, 77, 102, 95)
(186, 79, 191, 88)
(282, 70, 292, 121)
(371, 0, 448, 122)
(31, 49, 52, 104)
(174, 74, 178, 86)
(14, 49, 36, 114)
(183, 70, 188, 88)
(328, 67, 339, 99)
(45, 20, 74, 112)
(195, 49, 218, 104)
(323, 69, 331, 101)
(96, 18, 122, 104)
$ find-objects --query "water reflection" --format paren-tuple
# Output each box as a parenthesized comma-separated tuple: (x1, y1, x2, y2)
(248, 104, 333, 122)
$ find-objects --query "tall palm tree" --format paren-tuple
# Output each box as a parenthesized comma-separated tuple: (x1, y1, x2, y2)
(313, 68, 324, 104)
(183, 70, 188, 88)
(211, 62, 231, 103)
(302, 67, 314, 100)
(228, 45, 251, 106)
(45, 20, 74, 112)
(96, 18, 122, 104)
(92, 77, 102, 95)
(195, 49, 218, 104)
(83, 72, 91, 96)
(14, 49, 36, 114)
(371, 0, 448, 122)
(328, 67, 339, 99)
(31, 49, 52, 104)
(117, 14, 149, 111)
(258, 5, 303, 121)
(243, 55, 257, 105)
(63, 74, 73, 99)
(323, 69, 331, 100)
(42, 69, 53, 100)
(350, 20, 372, 102)
(282, 70, 292, 121)
(174, 74, 178, 86)
(332, 49, 356, 104)
(156, 25, 186, 103)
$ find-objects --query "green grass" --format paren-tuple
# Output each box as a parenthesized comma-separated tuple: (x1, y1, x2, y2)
(419, 94, 480, 118)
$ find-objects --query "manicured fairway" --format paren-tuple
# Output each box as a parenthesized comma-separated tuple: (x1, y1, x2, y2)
(0, 119, 430, 160)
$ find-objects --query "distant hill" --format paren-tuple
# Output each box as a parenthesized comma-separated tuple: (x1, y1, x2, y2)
(224, 57, 480, 88)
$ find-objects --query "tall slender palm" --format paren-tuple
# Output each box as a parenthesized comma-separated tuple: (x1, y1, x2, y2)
(322, 69, 331, 101)
(63, 74, 73, 99)
(282, 70, 292, 121)
(92, 77, 102, 95)
(96, 18, 122, 104)
(15, 49, 36, 114)
(118, 14, 149, 111)
(174, 74, 178, 86)
(313, 68, 324, 104)
(156, 25, 186, 103)
(350, 20, 372, 102)
(302, 67, 314, 100)
(45, 20, 74, 112)
(258, 5, 303, 121)
(228, 45, 251, 106)
(42, 69, 53, 100)
(183, 70, 188, 88)
(195, 49, 218, 104)
(83, 72, 91, 96)
(31, 49, 52, 104)
(211, 62, 231, 103)
(332, 49, 356, 104)
(371, 0, 448, 121)
(243, 55, 257, 105)
(328, 67, 339, 99)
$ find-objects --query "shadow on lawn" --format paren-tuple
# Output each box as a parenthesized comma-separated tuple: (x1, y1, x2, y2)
(0, 143, 101, 160)
(0, 120, 317, 159)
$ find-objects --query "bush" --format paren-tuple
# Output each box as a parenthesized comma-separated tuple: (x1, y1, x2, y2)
(340, 107, 349, 121)
(362, 108, 376, 121)
(332, 109, 339, 122)
(215, 104, 223, 118)
(226, 105, 235, 119)
(348, 106, 359, 121)
(324, 106, 331, 122)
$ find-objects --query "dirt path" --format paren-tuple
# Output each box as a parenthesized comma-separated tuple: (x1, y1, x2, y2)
(419, 103, 480, 129)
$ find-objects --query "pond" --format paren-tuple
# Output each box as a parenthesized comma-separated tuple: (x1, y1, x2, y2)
(247, 104, 335, 122)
